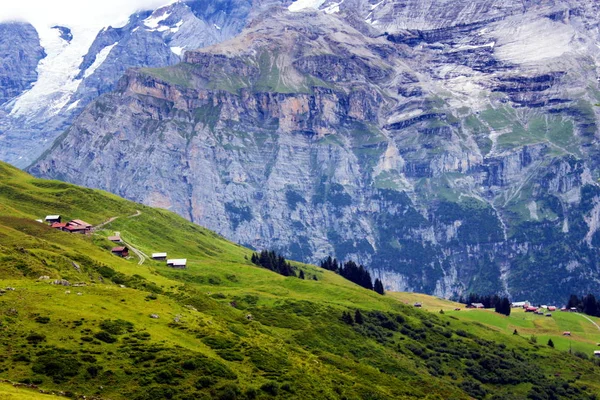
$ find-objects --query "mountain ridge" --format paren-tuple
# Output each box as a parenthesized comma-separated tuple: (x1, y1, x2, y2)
(30, 0, 600, 303)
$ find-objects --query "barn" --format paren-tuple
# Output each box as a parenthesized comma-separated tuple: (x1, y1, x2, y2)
(167, 259, 187, 269)
(112, 247, 129, 257)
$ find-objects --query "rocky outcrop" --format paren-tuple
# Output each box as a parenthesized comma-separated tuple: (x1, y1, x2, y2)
(31, 0, 600, 302)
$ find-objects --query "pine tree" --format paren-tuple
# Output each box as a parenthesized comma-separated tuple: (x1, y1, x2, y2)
(354, 309, 364, 325)
(374, 279, 385, 295)
(341, 311, 354, 325)
(299, 270, 305, 279)
(547, 338, 554, 348)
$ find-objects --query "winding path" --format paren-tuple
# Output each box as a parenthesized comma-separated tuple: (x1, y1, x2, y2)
(94, 210, 147, 265)
(575, 313, 600, 332)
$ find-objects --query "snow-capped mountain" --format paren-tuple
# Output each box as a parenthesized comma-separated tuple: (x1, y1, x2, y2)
(0, 0, 253, 168)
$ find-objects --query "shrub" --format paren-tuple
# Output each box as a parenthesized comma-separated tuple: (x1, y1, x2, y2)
(100, 319, 134, 335)
(32, 353, 81, 383)
(260, 381, 279, 396)
(94, 331, 117, 343)
(26, 333, 46, 344)
(34, 316, 50, 324)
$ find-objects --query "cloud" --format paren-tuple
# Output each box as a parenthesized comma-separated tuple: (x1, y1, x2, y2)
(0, 0, 175, 29)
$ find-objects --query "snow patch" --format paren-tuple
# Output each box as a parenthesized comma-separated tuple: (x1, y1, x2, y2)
(143, 11, 172, 29)
(288, 0, 327, 12)
(170, 46, 185, 56)
(323, 0, 343, 14)
(10, 24, 100, 119)
(170, 20, 183, 33)
(370, 0, 384, 10)
(494, 18, 575, 65)
(66, 99, 80, 111)
(83, 42, 118, 78)
(214, 23, 221, 30)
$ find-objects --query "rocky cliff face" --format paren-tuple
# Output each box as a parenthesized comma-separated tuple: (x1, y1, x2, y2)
(0, 0, 255, 168)
(0, 22, 45, 106)
(31, 0, 600, 302)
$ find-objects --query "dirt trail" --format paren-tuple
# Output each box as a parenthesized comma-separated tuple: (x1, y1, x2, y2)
(576, 313, 600, 332)
(94, 211, 146, 265)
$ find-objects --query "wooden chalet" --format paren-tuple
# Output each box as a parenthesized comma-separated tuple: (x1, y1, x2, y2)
(470, 303, 485, 309)
(51, 222, 68, 230)
(167, 259, 187, 269)
(107, 236, 122, 242)
(594, 351, 600, 358)
(112, 246, 129, 257)
(152, 253, 167, 261)
(45, 215, 61, 224)
(65, 219, 92, 234)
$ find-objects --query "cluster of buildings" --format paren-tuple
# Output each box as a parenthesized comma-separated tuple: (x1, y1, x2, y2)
(41, 215, 93, 234)
(41, 214, 187, 269)
(150, 252, 187, 268)
(107, 235, 187, 268)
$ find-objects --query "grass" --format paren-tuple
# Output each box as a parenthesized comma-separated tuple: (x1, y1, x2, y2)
(1, 161, 600, 399)
(392, 292, 600, 357)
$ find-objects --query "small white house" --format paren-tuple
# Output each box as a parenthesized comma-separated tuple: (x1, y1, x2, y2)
(594, 351, 600, 358)
(45, 215, 61, 224)
(167, 259, 187, 269)
(152, 253, 167, 260)
(511, 301, 530, 308)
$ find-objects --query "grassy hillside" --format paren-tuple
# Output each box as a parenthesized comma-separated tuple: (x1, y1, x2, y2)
(1, 161, 600, 400)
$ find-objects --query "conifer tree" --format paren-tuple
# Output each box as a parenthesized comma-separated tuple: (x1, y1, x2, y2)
(299, 270, 305, 279)
(374, 279, 385, 295)
(354, 309, 364, 325)
(547, 338, 554, 348)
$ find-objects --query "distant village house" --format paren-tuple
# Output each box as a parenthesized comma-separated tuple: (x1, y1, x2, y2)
(167, 259, 187, 269)
(470, 303, 485, 309)
(45, 215, 61, 224)
(107, 236, 122, 242)
(112, 246, 129, 257)
(152, 253, 167, 261)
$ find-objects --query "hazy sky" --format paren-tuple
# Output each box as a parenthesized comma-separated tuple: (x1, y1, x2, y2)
(0, 0, 176, 28)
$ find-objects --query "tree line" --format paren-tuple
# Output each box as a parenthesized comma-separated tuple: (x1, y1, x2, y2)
(320, 256, 385, 295)
(566, 294, 600, 317)
(458, 293, 511, 316)
(251, 250, 295, 277)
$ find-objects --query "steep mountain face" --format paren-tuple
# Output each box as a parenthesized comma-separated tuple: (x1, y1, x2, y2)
(31, 0, 600, 302)
(0, 0, 253, 168)
(0, 22, 45, 105)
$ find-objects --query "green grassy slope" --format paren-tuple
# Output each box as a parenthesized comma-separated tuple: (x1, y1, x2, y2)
(1, 161, 600, 400)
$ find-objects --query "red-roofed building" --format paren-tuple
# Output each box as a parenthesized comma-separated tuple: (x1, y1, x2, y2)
(525, 306, 538, 312)
(111, 247, 129, 257)
(68, 219, 92, 229)
(64, 224, 89, 234)
(51, 222, 68, 230)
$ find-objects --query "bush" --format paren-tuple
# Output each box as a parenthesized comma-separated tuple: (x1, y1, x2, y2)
(34, 316, 50, 324)
(26, 333, 46, 344)
(94, 331, 117, 343)
(260, 381, 279, 396)
(100, 319, 134, 335)
(32, 354, 81, 383)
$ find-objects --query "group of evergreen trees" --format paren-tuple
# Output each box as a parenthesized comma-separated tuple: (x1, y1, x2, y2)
(320, 256, 385, 295)
(566, 294, 600, 317)
(458, 293, 511, 316)
(250, 250, 295, 277)
(341, 309, 364, 325)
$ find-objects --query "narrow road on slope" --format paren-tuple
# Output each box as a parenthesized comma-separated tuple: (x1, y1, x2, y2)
(94, 210, 146, 265)
(576, 313, 600, 332)
(92, 210, 140, 231)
